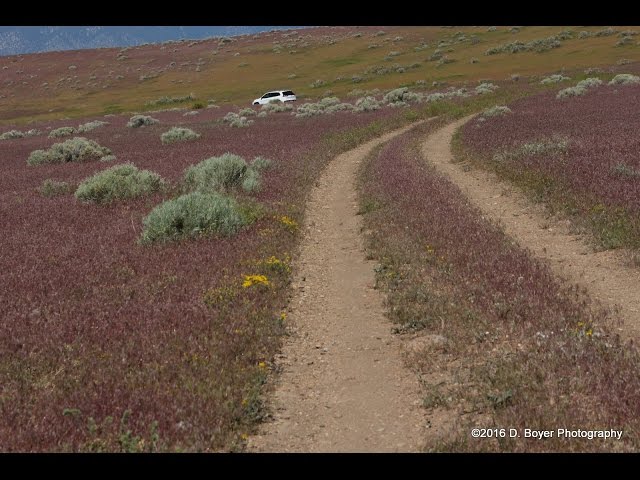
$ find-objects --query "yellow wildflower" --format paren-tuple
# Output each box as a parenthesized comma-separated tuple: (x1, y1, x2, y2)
(280, 312, 287, 322)
(242, 274, 270, 288)
(279, 215, 298, 231)
(586, 329, 593, 337)
(240, 433, 248, 441)
(258, 361, 266, 369)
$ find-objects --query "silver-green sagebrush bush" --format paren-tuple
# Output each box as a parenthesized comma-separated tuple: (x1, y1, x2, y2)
(1, 129, 40, 140)
(353, 96, 381, 112)
(261, 102, 293, 113)
(77, 120, 109, 133)
(39, 179, 73, 197)
(238, 108, 257, 116)
(27, 137, 112, 166)
(475, 82, 499, 94)
(556, 86, 587, 99)
(184, 153, 266, 194)
(250, 156, 273, 171)
(48, 126, 77, 138)
(160, 127, 201, 144)
(540, 74, 571, 84)
(126, 115, 159, 128)
(482, 105, 512, 117)
(222, 112, 254, 127)
(383, 87, 422, 105)
(75, 163, 165, 203)
(294, 97, 354, 117)
(139, 191, 249, 244)
(576, 77, 603, 89)
(608, 73, 640, 85)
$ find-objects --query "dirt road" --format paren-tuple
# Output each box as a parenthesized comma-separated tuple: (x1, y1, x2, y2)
(421, 116, 640, 339)
(248, 122, 428, 453)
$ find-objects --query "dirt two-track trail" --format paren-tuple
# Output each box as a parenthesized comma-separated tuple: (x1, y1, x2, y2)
(248, 122, 429, 453)
(250, 115, 640, 453)
(422, 116, 640, 339)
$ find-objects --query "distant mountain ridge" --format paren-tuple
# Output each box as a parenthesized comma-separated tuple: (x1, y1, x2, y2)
(0, 26, 305, 56)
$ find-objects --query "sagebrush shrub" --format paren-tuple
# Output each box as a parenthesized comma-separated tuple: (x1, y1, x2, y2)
(576, 77, 603, 89)
(1, 130, 25, 140)
(160, 127, 201, 144)
(475, 82, 499, 94)
(48, 126, 77, 138)
(294, 98, 354, 117)
(39, 179, 72, 197)
(556, 86, 587, 99)
(482, 105, 512, 117)
(184, 153, 265, 194)
(75, 163, 165, 203)
(261, 102, 293, 113)
(238, 108, 256, 116)
(250, 156, 272, 171)
(222, 112, 254, 127)
(608, 74, 640, 85)
(383, 87, 422, 105)
(140, 191, 248, 244)
(27, 137, 112, 166)
(353, 96, 381, 112)
(127, 115, 159, 128)
(77, 120, 109, 133)
(540, 74, 571, 84)
(241, 168, 261, 193)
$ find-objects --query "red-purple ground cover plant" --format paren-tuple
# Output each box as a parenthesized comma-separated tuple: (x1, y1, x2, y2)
(0, 106, 419, 451)
(458, 82, 640, 251)
(357, 121, 640, 452)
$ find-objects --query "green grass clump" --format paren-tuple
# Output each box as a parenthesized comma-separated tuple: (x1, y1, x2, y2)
(27, 137, 112, 166)
(127, 115, 159, 128)
(184, 153, 265, 194)
(48, 126, 77, 138)
(160, 127, 201, 144)
(145, 94, 196, 107)
(75, 163, 165, 204)
(39, 179, 73, 197)
(139, 191, 249, 244)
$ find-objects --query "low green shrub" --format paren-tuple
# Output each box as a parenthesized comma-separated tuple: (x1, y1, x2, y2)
(184, 153, 262, 193)
(139, 191, 249, 244)
(48, 126, 77, 138)
(608, 73, 640, 85)
(75, 163, 165, 203)
(77, 120, 109, 133)
(27, 137, 112, 166)
(160, 127, 201, 144)
(127, 115, 159, 128)
(39, 179, 73, 197)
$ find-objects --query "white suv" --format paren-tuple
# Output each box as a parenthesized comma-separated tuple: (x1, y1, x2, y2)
(253, 90, 297, 105)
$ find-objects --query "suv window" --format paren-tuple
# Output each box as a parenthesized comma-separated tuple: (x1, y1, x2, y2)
(262, 92, 280, 99)
(282, 90, 295, 96)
